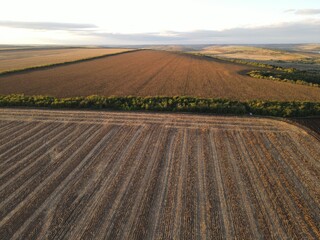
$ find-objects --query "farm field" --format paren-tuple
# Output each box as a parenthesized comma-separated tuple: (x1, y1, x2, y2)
(0, 108, 319, 239)
(196, 45, 319, 61)
(1, 50, 320, 101)
(0, 48, 132, 73)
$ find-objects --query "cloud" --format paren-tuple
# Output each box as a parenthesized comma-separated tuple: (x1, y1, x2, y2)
(0, 20, 97, 30)
(284, 9, 295, 13)
(82, 20, 320, 44)
(295, 9, 320, 15)
(0, 19, 319, 44)
(285, 9, 320, 15)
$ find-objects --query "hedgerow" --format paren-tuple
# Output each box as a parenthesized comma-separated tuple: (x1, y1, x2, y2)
(1, 94, 319, 117)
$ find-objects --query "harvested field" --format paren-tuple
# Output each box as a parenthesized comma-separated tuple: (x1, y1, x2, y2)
(1, 50, 320, 101)
(0, 108, 319, 239)
(0, 48, 132, 73)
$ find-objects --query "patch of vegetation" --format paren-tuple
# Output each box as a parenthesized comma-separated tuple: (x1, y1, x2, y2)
(248, 70, 320, 87)
(1, 94, 319, 117)
(193, 53, 296, 72)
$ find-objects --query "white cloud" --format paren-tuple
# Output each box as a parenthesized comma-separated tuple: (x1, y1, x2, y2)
(81, 20, 320, 44)
(285, 9, 320, 15)
(295, 9, 320, 15)
(0, 21, 97, 30)
(1, 19, 319, 45)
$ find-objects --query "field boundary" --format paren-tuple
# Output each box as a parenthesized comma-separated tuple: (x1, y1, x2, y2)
(0, 94, 319, 117)
(0, 49, 139, 76)
(280, 118, 320, 141)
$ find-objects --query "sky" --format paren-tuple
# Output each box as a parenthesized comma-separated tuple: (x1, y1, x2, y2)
(0, 0, 319, 45)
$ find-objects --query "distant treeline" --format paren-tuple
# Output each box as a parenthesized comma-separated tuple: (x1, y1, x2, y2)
(1, 94, 319, 117)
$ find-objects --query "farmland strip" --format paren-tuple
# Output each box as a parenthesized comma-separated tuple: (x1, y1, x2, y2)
(196, 130, 208, 239)
(208, 130, 235, 239)
(172, 129, 188, 239)
(115, 127, 168, 239)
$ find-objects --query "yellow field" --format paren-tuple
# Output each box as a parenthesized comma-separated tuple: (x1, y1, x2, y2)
(197, 45, 316, 61)
(295, 44, 320, 52)
(0, 48, 133, 73)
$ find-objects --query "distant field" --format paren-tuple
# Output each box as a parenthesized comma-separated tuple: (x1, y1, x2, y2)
(294, 44, 320, 52)
(0, 108, 319, 239)
(197, 45, 318, 61)
(1, 50, 320, 101)
(0, 48, 132, 73)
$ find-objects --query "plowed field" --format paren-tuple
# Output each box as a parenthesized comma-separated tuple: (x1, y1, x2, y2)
(1, 50, 320, 101)
(0, 109, 319, 239)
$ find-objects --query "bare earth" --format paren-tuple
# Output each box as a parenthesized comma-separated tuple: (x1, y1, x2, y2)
(1, 50, 320, 101)
(293, 117, 320, 137)
(0, 48, 132, 73)
(0, 108, 319, 239)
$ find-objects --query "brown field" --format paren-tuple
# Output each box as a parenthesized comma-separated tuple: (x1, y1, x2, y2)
(0, 108, 319, 239)
(197, 45, 318, 61)
(1, 50, 320, 101)
(0, 48, 132, 73)
(293, 117, 320, 137)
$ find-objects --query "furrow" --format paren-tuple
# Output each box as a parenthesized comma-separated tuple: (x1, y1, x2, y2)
(244, 131, 303, 238)
(261, 132, 320, 238)
(0, 122, 62, 165)
(236, 131, 289, 239)
(0, 124, 110, 239)
(180, 128, 199, 239)
(57, 125, 146, 239)
(0, 123, 81, 200)
(116, 127, 168, 240)
(97, 126, 159, 239)
(79, 125, 156, 239)
(146, 128, 177, 239)
(172, 129, 188, 239)
(154, 129, 185, 239)
(209, 129, 234, 239)
(196, 129, 209, 239)
(0, 121, 31, 142)
(44, 125, 132, 240)
(224, 130, 261, 239)
(0, 124, 95, 220)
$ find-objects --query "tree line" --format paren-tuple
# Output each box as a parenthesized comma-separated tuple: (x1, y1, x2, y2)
(1, 94, 319, 117)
